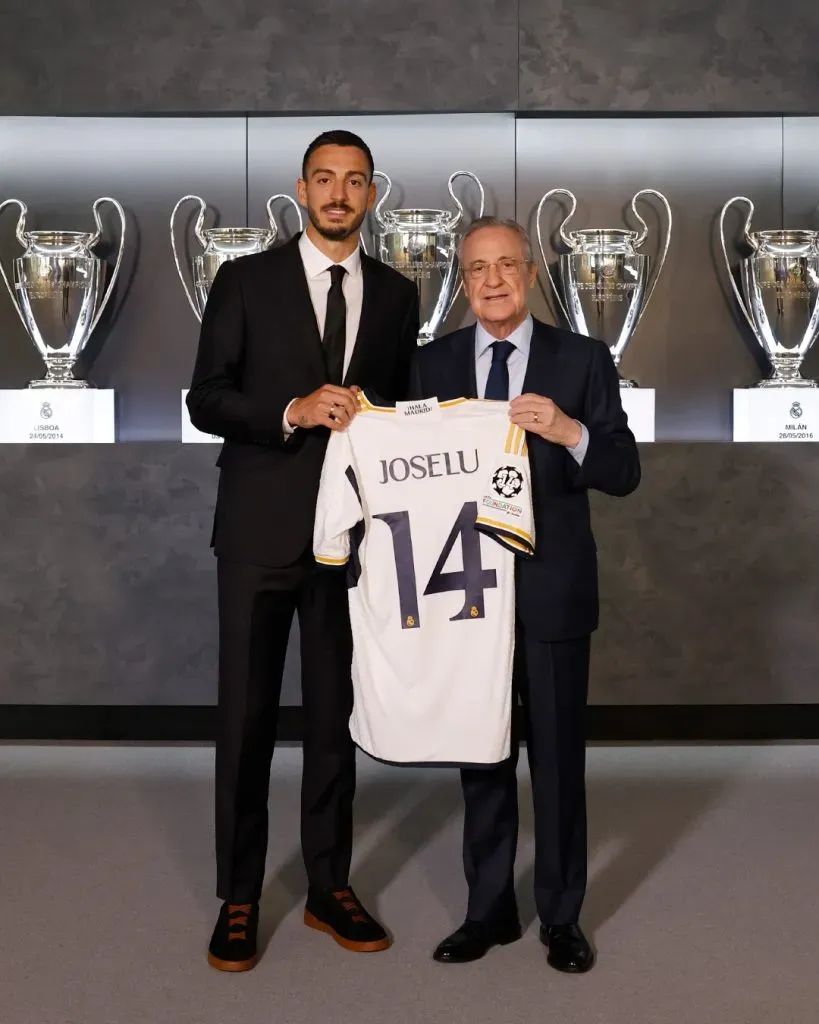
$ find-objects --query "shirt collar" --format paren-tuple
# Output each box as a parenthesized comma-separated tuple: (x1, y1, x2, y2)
(475, 314, 533, 359)
(299, 230, 362, 280)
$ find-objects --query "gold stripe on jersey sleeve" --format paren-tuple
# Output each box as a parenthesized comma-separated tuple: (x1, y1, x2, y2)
(314, 554, 350, 566)
(474, 515, 534, 547)
(439, 397, 470, 407)
(499, 534, 531, 554)
(504, 422, 516, 454)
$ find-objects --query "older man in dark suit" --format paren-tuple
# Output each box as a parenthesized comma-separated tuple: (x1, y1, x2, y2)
(409, 216, 640, 973)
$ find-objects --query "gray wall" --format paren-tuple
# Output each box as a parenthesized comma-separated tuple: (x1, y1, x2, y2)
(4, 443, 819, 706)
(2, 112, 819, 708)
(2, 1, 817, 114)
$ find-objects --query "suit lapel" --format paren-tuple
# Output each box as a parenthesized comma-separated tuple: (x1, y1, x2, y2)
(461, 326, 479, 399)
(279, 234, 327, 382)
(522, 318, 560, 397)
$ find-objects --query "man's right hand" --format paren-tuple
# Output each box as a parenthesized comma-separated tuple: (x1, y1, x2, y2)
(287, 385, 359, 432)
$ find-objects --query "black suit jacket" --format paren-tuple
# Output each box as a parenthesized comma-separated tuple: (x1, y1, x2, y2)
(187, 234, 419, 568)
(409, 317, 640, 641)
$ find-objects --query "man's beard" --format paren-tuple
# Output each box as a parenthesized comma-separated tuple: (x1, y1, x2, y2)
(307, 202, 366, 241)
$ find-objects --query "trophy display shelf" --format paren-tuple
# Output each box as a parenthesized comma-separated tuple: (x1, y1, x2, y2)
(619, 388, 655, 442)
(180, 389, 220, 443)
(0, 387, 115, 443)
(733, 386, 819, 442)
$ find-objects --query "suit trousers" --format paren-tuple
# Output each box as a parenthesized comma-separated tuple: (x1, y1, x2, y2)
(215, 557, 355, 903)
(461, 626, 591, 927)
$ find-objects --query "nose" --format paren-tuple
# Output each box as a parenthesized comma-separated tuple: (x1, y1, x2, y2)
(330, 180, 348, 205)
(485, 262, 504, 285)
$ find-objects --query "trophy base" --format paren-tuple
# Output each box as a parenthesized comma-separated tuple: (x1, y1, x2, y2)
(28, 378, 93, 389)
(753, 378, 818, 389)
(0, 389, 115, 442)
(733, 388, 819, 441)
(180, 389, 221, 443)
(620, 389, 654, 442)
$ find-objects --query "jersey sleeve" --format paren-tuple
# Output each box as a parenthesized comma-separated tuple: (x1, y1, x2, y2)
(313, 427, 363, 566)
(475, 423, 535, 557)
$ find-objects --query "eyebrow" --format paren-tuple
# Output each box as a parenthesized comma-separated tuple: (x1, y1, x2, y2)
(310, 168, 368, 179)
(466, 254, 523, 262)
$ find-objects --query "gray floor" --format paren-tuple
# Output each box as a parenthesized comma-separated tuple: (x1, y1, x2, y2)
(1, 743, 817, 1024)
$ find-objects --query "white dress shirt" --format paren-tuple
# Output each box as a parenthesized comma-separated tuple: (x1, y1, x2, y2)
(283, 231, 364, 434)
(475, 314, 589, 464)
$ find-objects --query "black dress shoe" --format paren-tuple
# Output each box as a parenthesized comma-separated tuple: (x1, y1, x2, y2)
(207, 901, 259, 972)
(539, 923, 595, 973)
(304, 885, 391, 952)
(433, 918, 522, 963)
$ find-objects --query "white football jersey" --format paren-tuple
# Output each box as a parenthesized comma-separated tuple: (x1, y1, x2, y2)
(313, 394, 535, 765)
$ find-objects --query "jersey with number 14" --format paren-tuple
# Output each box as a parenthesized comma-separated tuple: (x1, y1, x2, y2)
(313, 394, 535, 765)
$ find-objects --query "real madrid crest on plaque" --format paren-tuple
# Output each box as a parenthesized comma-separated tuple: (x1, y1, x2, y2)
(40, 401, 53, 420)
(790, 401, 803, 420)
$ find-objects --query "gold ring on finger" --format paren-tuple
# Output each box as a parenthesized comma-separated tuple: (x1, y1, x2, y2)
(534, 412, 539, 423)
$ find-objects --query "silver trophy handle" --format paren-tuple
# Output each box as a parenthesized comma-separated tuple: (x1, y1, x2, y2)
(535, 188, 578, 323)
(631, 188, 672, 326)
(446, 171, 485, 231)
(371, 170, 393, 234)
(363, 171, 394, 256)
(718, 195, 760, 340)
(170, 194, 208, 321)
(0, 198, 29, 332)
(266, 193, 304, 237)
(443, 172, 486, 326)
(87, 197, 127, 338)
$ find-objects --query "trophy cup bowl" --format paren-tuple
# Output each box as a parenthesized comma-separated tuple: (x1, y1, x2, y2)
(372, 171, 485, 345)
(171, 194, 304, 322)
(0, 198, 126, 388)
(536, 188, 672, 387)
(719, 196, 819, 388)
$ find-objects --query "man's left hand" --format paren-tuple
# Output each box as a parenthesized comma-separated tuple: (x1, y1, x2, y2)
(510, 393, 583, 448)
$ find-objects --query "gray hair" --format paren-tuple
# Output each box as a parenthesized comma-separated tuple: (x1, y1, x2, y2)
(458, 216, 534, 264)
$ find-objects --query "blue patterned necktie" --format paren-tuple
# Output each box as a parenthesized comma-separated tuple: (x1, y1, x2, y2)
(484, 340, 516, 400)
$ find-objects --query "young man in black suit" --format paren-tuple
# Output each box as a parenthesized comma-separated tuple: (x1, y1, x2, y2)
(409, 217, 640, 974)
(187, 131, 419, 971)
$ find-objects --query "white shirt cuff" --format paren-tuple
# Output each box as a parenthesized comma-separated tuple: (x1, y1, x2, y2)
(283, 399, 297, 437)
(567, 422, 589, 465)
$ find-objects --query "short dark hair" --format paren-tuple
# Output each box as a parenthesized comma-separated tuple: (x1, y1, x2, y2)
(301, 130, 374, 182)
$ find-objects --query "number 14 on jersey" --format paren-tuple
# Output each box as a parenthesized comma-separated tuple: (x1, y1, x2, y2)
(373, 500, 498, 629)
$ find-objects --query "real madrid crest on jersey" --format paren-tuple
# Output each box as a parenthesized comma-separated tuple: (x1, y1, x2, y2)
(491, 465, 523, 499)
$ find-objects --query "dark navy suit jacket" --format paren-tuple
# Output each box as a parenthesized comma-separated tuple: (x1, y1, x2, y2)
(409, 317, 641, 642)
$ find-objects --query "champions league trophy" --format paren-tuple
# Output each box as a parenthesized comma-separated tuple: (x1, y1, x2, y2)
(719, 196, 819, 387)
(371, 170, 485, 345)
(170, 194, 303, 321)
(536, 188, 672, 386)
(0, 197, 126, 387)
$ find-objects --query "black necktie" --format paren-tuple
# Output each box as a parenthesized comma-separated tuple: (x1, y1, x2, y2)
(323, 264, 347, 385)
(484, 340, 515, 400)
